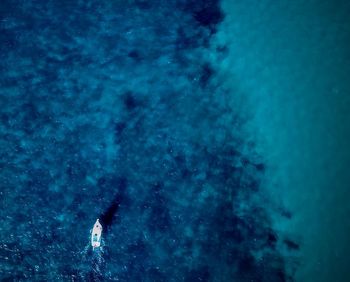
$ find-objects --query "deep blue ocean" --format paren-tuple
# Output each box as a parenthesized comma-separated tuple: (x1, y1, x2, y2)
(1, 0, 349, 281)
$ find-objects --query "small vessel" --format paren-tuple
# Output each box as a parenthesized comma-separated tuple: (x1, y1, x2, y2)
(91, 219, 103, 249)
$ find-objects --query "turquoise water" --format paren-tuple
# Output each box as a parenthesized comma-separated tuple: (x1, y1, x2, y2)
(217, 1, 350, 281)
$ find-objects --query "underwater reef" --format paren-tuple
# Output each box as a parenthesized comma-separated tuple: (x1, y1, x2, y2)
(0, 0, 297, 281)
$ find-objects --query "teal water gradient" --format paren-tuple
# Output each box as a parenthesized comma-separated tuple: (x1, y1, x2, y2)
(218, 0, 350, 281)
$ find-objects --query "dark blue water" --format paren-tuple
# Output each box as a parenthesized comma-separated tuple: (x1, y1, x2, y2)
(0, 1, 298, 281)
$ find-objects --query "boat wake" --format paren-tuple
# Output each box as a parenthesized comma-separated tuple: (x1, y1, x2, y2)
(81, 178, 127, 281)
(88, 247, 105, 281)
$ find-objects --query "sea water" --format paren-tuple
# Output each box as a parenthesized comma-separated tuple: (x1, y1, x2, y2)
(1, 0, 349, 281)
(218, 0, 350, 281)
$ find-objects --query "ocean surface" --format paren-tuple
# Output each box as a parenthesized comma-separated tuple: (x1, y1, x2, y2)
(218, 1, 350, 281)
(1, 0, 349, 281)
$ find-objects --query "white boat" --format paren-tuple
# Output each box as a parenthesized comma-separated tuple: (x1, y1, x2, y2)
(91, 219, 103, 249)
